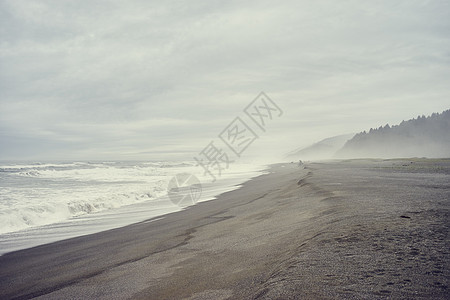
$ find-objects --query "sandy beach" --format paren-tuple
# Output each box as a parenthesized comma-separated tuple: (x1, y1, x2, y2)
(0, 159, 448, 299)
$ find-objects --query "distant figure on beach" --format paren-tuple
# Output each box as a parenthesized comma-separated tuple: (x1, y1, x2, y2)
(298, 160, 303, 166)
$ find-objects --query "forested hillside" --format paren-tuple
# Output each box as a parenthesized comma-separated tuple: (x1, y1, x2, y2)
(336, 110, 450, 158)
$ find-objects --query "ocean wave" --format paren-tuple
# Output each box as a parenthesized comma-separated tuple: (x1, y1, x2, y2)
(0, 187, 167, 235)
(0, 162, 88, 170)
(0, 160, 266, 235)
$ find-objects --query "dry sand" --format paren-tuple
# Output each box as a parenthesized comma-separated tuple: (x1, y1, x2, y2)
(0, 159, 448, 299)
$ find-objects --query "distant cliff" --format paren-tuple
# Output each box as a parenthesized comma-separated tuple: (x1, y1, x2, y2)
(286, 134, 354, 160)
(336, 109, 450, 158)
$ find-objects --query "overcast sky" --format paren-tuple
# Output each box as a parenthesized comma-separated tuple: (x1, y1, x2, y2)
(1, 0, 449, 161)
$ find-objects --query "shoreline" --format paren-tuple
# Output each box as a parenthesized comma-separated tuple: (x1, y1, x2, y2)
(0, 163, 268, 256)
(0, 160, 448, 299)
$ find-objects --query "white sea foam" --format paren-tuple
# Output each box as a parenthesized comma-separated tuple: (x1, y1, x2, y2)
(0, 160, 267, 254)
(0, 161, 195, 234)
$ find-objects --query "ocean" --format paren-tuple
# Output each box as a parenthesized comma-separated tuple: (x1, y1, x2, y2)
(0, 161, 266, 255)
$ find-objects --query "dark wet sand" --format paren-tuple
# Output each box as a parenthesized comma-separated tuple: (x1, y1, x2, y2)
(0, 159, 449, 299)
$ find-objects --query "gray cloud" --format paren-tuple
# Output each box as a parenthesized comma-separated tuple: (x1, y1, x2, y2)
(1, 0, 449, 160)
